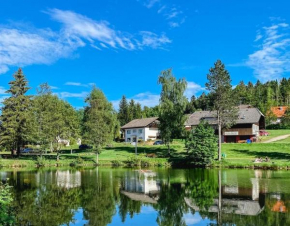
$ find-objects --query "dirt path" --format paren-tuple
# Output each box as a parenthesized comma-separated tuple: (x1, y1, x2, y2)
(263, 134, 290, 143)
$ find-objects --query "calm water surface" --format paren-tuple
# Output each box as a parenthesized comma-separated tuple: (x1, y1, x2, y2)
(1, 167, 290, 226)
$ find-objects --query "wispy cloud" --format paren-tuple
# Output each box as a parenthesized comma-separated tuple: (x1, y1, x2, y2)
(58, 91, 89, 99)
(246, 21, 290, 81)
(0, 25, 82, 74)
(0, 9, 171, 74)
(139, 31, 171, 49)
(47, 9, 170, 51)
(65, 82, 94, 87)
(144, 0, 159, 8)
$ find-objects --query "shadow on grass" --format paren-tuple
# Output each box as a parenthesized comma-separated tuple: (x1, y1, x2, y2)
(230, 149, 290, 160)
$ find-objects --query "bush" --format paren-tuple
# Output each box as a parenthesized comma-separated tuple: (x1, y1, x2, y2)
(111, 160, 122, 166)
(36, 156, 47, 166)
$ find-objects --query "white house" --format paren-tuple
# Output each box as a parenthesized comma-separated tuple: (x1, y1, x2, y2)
(121, 117, 160, 142)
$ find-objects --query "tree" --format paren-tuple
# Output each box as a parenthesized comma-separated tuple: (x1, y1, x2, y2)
(205, 60, 238, 161)
(0, 68, 35, 155)
(34, 84, 80, 156)
(185, 121, 218, 166)
(118, 95, 129, 126)
(127, 99, 135, 122)
(134, 103, 142, 119)
(158, 68, 187, 155)
(83, 87, 117, 163)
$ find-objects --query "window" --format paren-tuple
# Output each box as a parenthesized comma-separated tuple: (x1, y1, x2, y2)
(138, 129, 142, 134)
(133, 129, 136, 133)
(127, 138, 131, 142)
(127, 130, 131, 134)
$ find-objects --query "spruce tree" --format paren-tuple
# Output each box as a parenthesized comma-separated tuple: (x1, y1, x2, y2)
(206, 60, 238, 161)
(0, 68, 34, 155)
(185, 121, 218, 166)
(118, 95, 128, 126)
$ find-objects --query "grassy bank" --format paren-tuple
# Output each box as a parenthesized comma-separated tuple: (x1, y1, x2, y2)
(1, 130, 290, 169)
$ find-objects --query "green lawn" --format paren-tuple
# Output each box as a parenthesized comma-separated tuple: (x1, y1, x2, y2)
(1, 130, 290, 168)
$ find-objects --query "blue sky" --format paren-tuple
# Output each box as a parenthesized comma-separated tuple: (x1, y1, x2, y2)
(0, 0, 290, 109)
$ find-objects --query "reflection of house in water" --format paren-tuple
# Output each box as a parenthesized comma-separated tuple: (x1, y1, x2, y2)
(121, 170, 160, 204)
(56, 170, 81, 189)
(186, 175, 266, 216)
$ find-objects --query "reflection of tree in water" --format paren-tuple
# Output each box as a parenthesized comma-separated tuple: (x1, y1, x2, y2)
(156, 183, 188, 226)
(118, 193, 143, 222)
(185, 169, 218, 212)
(13, 185, 81, 225)
(80, 170, 118, 226)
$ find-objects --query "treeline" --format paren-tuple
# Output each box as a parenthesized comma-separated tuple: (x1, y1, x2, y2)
(185, 79, 290, 121)
(117, 96, 159, 126)
(0, 69, 118, 155)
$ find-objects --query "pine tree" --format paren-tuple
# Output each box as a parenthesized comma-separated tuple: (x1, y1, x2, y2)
(135, 103, 142, 119)
(206, 60, 238, 161)
(83, 87, 117, 163)
(0, 68, 35, 155)
(118, 95, 128, 126)
(128, 99, 135, 122)
(158, 68, 187, 155)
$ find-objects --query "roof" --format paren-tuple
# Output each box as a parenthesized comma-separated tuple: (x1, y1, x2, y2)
(121, 117, 159, 129)
(271, 106, 288, 118)
(185, 107, 264, 126)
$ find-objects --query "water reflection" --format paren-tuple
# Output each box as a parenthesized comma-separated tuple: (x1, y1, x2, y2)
(1, 168, 290, 225)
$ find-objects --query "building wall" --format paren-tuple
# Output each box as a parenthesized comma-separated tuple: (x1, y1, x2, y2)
(125, 127, 145, 142)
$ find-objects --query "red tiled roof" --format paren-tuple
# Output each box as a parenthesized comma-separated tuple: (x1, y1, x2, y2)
(271, 106, 288, 118)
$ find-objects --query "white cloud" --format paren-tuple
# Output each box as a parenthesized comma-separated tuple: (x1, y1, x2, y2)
(246, 22, 290, 81)
(47, 9, 170, 51)
(0, 9, 171, 74)
(65, 82, 93, 87)
(183, 213, 202, 225)
(169, 22, 179, 28)
(139, 31, 171, 49)
(144, 0, 159, 8)
(58, 91, 88, 98)
(0, 26, 82, 75)
(185, 81, 205, 99)
(0, 86, 6, 94)
(157, 5, 166, 14)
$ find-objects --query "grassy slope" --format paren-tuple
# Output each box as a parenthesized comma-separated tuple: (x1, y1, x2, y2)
(1, 130, 290, 168)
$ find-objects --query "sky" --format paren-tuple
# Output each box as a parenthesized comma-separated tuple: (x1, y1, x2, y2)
(1, 0, 290, 109)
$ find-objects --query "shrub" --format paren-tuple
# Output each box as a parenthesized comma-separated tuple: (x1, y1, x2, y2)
(36, 156, 47, 166)
(112, 160, 122, 166)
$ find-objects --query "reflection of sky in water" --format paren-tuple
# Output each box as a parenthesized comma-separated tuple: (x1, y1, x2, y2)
(65, 208, 88, 226)
(183, 212, 214, 226)
(108, 206, 158, 226)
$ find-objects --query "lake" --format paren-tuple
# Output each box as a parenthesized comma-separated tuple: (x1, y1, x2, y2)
(1, 167, 290, 225)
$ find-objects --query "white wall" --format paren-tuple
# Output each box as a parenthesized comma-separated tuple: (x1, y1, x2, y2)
(125, 127, 159, 142)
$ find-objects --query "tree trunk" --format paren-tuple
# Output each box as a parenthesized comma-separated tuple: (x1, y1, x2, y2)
(96, 153, 99, 165)
(167, 144, 170, 156)
(218, 123, 222, 161)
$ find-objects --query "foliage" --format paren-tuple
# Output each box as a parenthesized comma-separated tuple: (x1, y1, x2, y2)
(36, 156, 47, 166)
(186, 121, 218, 166)
(83, 87, 118, 162)
(0, 181, 15, 225)
(206, 60, 238, 160)
(0, 68, 35, 155)
(158, 68, 187, 154)
(33, 83, 80, 153)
